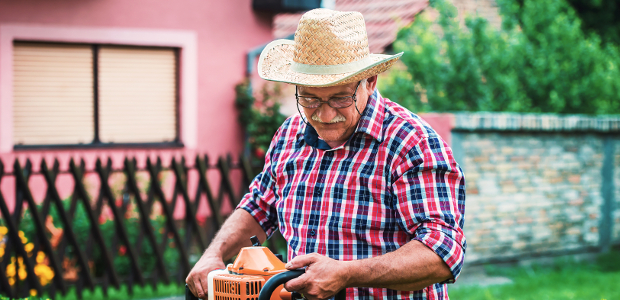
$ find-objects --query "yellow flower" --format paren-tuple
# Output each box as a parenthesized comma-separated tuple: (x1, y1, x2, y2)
(0, 226, 7, 235)
(6, 264, 16, 277)
(30, 289, 38, 296)
(21, 236, 28, 244)
(19, 268, 27, 280)
(35, 264, 54, 279)
(0, 247, 4, 259)
(25, 243, 34, 253)
(36, 251, 46, 264)
(18, 231, 25, 238)
(8, 277, 15, 286)
(35, 264, 55, 286)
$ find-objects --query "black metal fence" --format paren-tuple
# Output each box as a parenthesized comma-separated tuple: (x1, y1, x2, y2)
(0, 154, 270, 299)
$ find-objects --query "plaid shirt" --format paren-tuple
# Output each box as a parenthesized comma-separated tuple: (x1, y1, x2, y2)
(238, 89, 466, 300)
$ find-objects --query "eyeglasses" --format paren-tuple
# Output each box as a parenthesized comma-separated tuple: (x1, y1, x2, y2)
(295, 81, 361, 109)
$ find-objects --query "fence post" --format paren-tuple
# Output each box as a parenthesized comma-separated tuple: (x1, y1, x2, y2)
(600, 136, 616, 252)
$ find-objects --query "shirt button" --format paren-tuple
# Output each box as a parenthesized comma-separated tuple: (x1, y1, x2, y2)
(310, 230, 316, 236)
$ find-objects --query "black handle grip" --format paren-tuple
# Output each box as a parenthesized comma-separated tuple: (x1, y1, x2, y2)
(258, 269, 346, 300)
(186, 284, 199, 300)
(258, 269, 305, 300)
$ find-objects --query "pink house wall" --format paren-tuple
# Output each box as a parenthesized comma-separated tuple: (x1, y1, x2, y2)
(0, 0, 274, 156)
(0, 0, 275, 212)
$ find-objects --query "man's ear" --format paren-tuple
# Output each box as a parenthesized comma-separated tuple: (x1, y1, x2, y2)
(366, 75, 378, 90)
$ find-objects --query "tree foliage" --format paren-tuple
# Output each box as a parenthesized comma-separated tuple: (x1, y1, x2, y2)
(379, 0, 620, 114)
(561, 0, 620, 45)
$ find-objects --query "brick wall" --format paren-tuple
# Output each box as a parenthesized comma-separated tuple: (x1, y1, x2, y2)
(450, 113, 620, 263)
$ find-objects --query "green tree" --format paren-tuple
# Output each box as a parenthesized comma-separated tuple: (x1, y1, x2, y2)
(559, 0, 619, 45)
(380, 0, 620, 115)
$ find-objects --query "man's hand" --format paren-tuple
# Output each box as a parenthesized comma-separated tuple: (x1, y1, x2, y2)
(283, 253, 349, 300)
(185, 253, 226, 299)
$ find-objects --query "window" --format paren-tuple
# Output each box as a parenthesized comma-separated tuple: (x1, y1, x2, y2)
(13, 42, 179, 147)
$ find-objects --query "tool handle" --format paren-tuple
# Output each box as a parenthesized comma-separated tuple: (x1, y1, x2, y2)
(186, 284, 199, 300)
(258, 269, 346, 300)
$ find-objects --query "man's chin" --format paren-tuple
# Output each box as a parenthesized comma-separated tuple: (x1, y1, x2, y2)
(315, 130, 344, 143)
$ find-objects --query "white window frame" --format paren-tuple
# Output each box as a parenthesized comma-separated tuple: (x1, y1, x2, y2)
(0, 24, 198, 152)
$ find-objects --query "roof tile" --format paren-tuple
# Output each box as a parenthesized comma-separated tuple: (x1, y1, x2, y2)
(273, 0, 428, 53)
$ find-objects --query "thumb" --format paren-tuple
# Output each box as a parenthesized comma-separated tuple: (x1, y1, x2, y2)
(285, 254, 318, 270)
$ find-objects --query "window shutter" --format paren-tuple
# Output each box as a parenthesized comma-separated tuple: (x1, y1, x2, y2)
(13, 42, 94, 145)
(98, 46, 177, 144)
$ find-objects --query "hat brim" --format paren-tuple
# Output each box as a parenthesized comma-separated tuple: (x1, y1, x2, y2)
(258, 39, 403, 87)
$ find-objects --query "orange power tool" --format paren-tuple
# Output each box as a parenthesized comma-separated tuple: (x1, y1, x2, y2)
(186, 236, 345, 300)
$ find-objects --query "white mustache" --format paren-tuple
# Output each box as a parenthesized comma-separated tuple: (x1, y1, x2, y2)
(311, 114, 346, 123)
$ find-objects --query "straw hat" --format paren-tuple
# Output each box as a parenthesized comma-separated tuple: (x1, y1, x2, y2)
(258, 8, 403, 87)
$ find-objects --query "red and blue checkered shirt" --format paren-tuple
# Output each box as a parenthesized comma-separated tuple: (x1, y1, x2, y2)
(238, 89, 466, 300)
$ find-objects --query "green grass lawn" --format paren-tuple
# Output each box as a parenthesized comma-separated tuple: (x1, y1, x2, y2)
(449, 251, 620, 300)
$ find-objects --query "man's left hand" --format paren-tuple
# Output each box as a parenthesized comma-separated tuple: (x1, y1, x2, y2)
(283, 253, 349, 300)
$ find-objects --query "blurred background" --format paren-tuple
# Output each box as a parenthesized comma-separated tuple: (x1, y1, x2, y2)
(0, 0, 619, 299)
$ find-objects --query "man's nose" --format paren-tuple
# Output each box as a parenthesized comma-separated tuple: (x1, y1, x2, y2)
(314, 105, 339, 122)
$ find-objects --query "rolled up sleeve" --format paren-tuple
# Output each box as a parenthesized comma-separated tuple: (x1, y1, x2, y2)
(392, 134, 467, 282)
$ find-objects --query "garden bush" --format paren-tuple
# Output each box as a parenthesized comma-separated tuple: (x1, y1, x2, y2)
(380, 0, 620, 115)
(235, 80, 287, 166)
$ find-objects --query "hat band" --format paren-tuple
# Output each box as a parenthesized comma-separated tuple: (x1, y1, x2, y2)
(291, 55, 374, 75)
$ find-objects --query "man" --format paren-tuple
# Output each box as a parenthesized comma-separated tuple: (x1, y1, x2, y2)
(187, 8, 466, 300)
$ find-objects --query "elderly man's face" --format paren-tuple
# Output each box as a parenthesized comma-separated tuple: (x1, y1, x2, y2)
(297, 76, 377, 148)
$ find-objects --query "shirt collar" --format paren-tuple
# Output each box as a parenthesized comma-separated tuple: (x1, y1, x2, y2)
(300, 88, 386, 149)
(354, 88, 385, 143)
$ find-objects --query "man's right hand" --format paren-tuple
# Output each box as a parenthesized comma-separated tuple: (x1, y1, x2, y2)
(185, 253, 226, 299)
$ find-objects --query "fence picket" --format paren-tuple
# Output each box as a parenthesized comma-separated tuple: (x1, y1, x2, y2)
(145, 157, 191, 275)
(11, 160, 51, 296)
(64, 159, 120, 288)
(124, 158, 170, 284)
(0, 161, 18, 298)
(217, 156, 239, 210)
(95, 158, 145, 286)
(171, 158, 206, 251)
(31, 159, 95, 294)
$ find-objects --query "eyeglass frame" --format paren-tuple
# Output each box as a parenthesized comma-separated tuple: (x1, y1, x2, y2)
(295, 81, 362, 109)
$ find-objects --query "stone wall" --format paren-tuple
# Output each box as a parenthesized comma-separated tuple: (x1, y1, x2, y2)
(450, 113, 620, 264)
